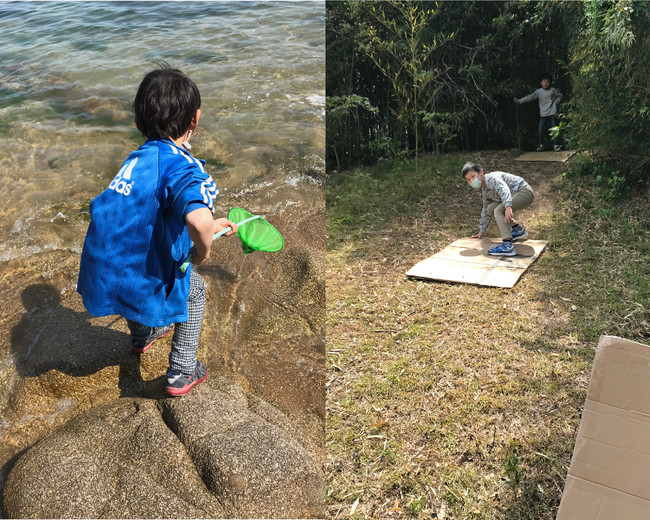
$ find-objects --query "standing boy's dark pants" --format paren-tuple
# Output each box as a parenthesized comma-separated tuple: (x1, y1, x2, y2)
(538, 115, 558, 148)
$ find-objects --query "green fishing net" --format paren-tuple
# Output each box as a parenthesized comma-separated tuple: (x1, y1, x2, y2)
(228, 207, 284, 255)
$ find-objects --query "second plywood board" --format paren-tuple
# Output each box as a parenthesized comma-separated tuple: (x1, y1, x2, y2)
(406, 237, 548, 288)
(515, 150, 576, 162)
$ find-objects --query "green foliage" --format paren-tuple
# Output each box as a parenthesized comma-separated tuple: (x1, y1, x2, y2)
(405, 496, 427, 516)
(420, 110, 457, 150)
(326, 94, 380, 170)
(502, 453, 523, 492)
(363, 1, 453, 170)
(327, 94, 378, 118)
(365, 135, 409, 163)
(566, 0, 650, 190)
(548, 121, 564, 141)
(568, 156, 631, 200)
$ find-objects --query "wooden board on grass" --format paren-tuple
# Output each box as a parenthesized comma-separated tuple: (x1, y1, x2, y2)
(515, 150, 576, 162)
(406, 237, 548, 288)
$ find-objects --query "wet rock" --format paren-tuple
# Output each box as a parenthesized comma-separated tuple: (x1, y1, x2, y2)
(161, 376, 324, 518)
(47, 156, 70, 169)
(3, 398, 222, 519)
(4, 376, 324, 519)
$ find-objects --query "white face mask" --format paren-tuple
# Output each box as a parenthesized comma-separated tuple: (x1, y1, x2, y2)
(470, 177, 482, 189)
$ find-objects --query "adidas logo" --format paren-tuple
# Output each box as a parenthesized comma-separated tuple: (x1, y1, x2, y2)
(108, 157, 138, 196)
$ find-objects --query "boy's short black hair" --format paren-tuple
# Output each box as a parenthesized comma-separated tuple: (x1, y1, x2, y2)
(461, 161, 482, 178)
(540, 72, 553, 83)
(133, 65, 201, 140)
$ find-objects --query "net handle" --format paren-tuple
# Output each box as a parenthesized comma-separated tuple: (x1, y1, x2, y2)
(179, 215, 262, 273)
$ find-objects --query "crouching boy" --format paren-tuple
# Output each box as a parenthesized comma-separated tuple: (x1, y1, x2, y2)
(462, 162, 534, 257)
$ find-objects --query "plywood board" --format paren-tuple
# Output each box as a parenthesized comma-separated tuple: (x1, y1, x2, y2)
(406, 238, 547, 288)
(515, 150, 576, 162)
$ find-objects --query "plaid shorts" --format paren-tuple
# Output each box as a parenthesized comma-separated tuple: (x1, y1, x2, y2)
(127, 268, 206, 374)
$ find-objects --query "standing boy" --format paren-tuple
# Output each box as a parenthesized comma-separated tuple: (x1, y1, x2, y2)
(462, 162, 534, 257)
(515, 73, 563, 151)
(78, 66, 238, 396)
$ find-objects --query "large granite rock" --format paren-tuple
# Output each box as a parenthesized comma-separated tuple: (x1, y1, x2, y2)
(3, 376, 324, 519)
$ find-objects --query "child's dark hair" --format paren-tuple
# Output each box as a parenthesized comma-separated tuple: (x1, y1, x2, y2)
(461, 161, 482, 178)
(133, 65, 201, 140)
(540, 72, 552, 83)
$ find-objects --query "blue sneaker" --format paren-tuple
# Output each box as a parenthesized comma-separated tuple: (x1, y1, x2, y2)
(165, 360, 208, 396)
(511, 225, 528, 242)
(488, 241, 516, 256)
(131, 325, 174, 354)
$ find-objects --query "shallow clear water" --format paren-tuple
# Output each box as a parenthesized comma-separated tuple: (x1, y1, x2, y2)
(0, 1, 325, 261)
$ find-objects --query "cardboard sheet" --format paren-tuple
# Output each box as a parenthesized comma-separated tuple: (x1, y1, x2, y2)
(405, 237, 547, 288)
(557, 336, 650, 520)
(515, 150, 576, 162)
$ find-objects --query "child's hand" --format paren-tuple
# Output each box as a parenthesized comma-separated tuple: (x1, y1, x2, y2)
(514, 98, 520, 104)
(505, 206, 514, 223)
(214, 218, 238, 236)
(470, 232, 484, 239)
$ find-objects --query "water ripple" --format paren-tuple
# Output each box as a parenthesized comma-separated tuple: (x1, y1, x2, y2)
(0, 1, 324, 261)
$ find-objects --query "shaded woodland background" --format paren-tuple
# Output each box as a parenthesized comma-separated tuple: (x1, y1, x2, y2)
(326, 0, 648, 198)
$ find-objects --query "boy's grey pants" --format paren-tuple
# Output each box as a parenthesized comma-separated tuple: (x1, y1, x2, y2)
(486, 185, 535, 240)
(127, 268, 206, 375)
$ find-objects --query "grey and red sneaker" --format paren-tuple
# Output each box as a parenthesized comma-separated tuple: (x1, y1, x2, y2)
(165, 360, 208, 396)
(131, 325, 174, 354)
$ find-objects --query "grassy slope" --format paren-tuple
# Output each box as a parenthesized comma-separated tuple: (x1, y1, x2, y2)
(326, 150, 650, 519)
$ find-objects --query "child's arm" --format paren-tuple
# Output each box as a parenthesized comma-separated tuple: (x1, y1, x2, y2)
(471, 199, 491, 239)
(185, 208, 238, 265)
(514, 90, 538, 104)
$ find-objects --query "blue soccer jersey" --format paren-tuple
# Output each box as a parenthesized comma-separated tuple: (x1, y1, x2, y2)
(77, 139, 218, 327)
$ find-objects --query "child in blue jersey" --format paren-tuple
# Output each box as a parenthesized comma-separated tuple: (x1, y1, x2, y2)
(462, 162, 535, 257)
(515, 73, 563, 151)
(78, 66, 238, 396)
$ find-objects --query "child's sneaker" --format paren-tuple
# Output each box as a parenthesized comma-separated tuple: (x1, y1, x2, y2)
(165, 360, 208, 396)
(488, 241, 516, 256)
(536, 144, 544, 152)
(554, 145, 562, 152)
(131, 325, 174, 354)
(511, 224, 528, 242)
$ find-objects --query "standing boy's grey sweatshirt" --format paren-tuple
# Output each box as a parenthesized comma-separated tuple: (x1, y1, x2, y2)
(519, 87, 562, 116)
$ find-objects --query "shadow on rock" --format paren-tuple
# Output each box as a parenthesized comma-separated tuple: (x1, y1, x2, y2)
(10, 283, 161, 398)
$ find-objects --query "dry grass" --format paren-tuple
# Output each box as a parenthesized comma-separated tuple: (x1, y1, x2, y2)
(325, 150, 650, 519)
